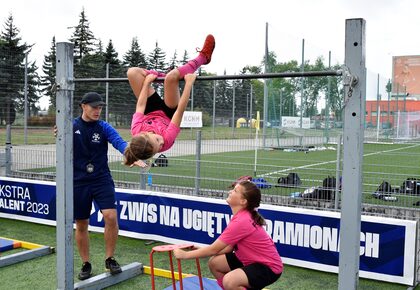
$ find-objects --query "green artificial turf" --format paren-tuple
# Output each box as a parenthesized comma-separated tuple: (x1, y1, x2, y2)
(0, 218, 414, 290)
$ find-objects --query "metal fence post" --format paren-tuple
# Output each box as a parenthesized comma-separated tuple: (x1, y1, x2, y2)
(212, 81, 216, 138)
(334, 134, 342, 210)
(325, 51, 331, 143)
(232, 84, 236, 136)
(300, 38, 305, 129)
(24, 52, 28, 145)
(140, 173, 146, 190)
(195, 130, 202, 195)
(5, 124, 12, 176)
(105, 63, 109, 123)
(55, 42, 75, 290)
(249, 84, 253, 137)
(338, 18, 366, 290)
(263, 22, 269, 148)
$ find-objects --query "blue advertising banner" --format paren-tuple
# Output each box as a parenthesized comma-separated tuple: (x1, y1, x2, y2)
(0, 177, 416, 285)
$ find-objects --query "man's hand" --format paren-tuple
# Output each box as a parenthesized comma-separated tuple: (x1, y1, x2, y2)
(130, 160, 152, 171)
(53, 125, 57, 137)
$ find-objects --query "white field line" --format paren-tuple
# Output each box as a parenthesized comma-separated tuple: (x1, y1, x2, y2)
(259, 143, 420, 178)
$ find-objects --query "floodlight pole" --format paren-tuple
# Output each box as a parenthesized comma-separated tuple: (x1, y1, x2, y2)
(56, 42, 74, 290)
(338, 18, 366, 290)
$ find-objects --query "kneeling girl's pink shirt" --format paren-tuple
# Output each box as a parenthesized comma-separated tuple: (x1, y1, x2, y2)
(219, 209, 283, 274)
(131, 111, 180, 153)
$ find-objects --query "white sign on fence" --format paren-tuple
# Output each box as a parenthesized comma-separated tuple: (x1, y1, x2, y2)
(282, 116, 310, 129)
(180, 111, 202, 128)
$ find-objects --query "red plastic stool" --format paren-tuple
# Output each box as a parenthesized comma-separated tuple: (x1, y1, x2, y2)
(150, 243, 204, 290)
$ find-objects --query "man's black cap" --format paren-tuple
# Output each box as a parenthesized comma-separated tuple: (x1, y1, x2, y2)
(80, 92, 107, 107)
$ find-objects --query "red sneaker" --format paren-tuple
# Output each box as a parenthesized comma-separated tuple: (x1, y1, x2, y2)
(197, 34, 215, 65)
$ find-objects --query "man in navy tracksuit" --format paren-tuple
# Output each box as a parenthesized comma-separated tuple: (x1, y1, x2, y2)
(73, 92, 126, 280)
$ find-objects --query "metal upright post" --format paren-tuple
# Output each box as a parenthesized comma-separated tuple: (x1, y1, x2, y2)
(140, 173, 146, 190)
(249, 85, 253, 133)
(292, 94, 295, 117)
(212, 81, 216, 138)
(370, 103, 373, 124)
(334, 134, 342, 210)
(263, 22, 269, 148)
(338, 18, 366, 290)
(24, 53, 28, 145)
(387, 79, 391, 123)
(300, 39, 305, 129)
(325, 51, 331, 143)
(55, 42, 75, 290)
(232, 84, 236, 135)
(376, 73, 380, 127)
(105, 63, 109, 122)
(194, 131, 202, 195)
(246, 93, 249, 123)
(279, 90, 283, 127)
(5, 124, 12, 176)
(190, 85, 194, 139)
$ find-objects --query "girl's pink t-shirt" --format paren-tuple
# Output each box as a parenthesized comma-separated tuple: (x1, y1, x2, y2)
(131, 110, 180, 153)
(219, 209, 283, 274)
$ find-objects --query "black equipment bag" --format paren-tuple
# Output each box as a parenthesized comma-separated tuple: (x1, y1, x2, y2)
(278, 172, 301, 187)
(154, 154, 168, 167)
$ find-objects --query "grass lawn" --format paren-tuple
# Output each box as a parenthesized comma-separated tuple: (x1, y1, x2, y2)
(0, 218, 413, 290)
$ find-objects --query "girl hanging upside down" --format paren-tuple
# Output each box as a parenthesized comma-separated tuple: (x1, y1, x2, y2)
(124, 34, 215, 166)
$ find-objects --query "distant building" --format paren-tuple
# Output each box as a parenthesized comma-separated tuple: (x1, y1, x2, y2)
(366, 99, 420, 128)
(393, 55, 420, 99)
(364, 55, 420, 131)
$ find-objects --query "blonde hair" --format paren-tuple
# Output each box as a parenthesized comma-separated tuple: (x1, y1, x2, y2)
(124, 134, 155, 165)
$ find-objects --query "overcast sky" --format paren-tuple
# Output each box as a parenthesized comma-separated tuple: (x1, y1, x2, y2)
(2, 0, 420, 107)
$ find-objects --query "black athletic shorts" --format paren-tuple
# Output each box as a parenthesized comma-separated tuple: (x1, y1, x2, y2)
(144, 91, 177, 119)
(226, 252, 282, 290)
(73, 179, 116, 220)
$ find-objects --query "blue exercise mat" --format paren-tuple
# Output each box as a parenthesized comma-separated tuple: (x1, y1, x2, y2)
(0, 238, 20, 252)
(163, 276, 221, 290)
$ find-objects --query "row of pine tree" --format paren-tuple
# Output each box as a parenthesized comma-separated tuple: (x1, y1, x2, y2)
(0, 9, 344, 127)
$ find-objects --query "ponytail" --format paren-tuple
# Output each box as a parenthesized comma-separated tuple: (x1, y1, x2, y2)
(123, 134, 155, 165)
(238, 180, 265, 226)
(250, 209, 265, 226)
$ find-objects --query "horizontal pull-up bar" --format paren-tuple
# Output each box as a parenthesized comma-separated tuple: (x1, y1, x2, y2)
(73, 70, 342, 83)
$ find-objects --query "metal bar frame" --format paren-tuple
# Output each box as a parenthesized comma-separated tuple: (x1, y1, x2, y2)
(0, 246, 54, 268)
(73, 70, 342, 83)
(73, 262, 143, 290)
(56, 18, 366, 290)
